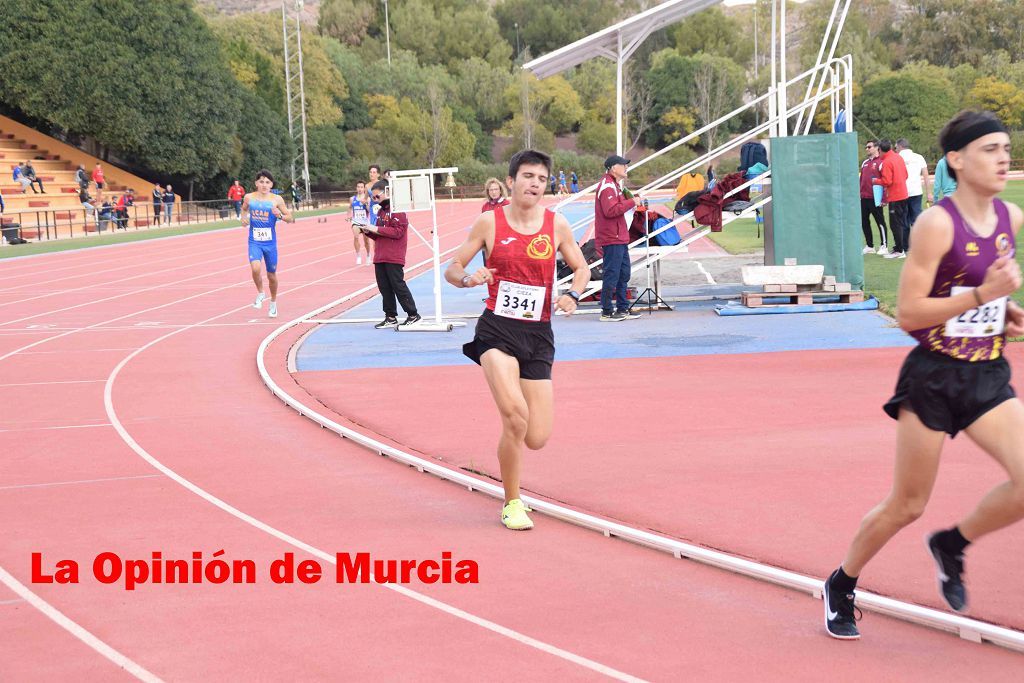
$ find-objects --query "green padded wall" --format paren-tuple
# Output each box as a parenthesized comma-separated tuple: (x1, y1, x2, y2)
(769, 132, 864, 289)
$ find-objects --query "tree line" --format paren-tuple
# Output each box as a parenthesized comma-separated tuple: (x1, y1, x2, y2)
(3, 0, 1024, 199)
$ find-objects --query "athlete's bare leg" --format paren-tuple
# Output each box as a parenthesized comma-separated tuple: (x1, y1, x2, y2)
(267, 271, 278, 301)
(519, 378, 553, 451)
(250, 260, 264, 294)
(841, 407, 945, 577)
(481, 349, 533, 503)
(353, 231, 364, 260)
(959, 398, 1024, 540)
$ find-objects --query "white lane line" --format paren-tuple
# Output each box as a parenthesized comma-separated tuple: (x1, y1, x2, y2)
(0, 379, 106, 387)
(695, 260, 716, 285)
(0, 221, 374, 681)
(257, 266, 1024, 655)
(0, 223, 335, 327)
(101, 230, 643, 681)
(0, 209, 465, 364)
(0, 220, 259, 278)
(0, 423, 112, 433)
(13, 348, 142, 355)
(0, 322, 292, 335)
(0, 598, 26, 606)
(0, 566, 161, 682)
(0, 249, 343, 363)
(0, 474, 162, 491)
(0, 236, 241, 297)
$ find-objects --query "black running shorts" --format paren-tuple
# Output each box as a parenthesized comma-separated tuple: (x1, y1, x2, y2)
(883, 345, 1016, 437)
(463, 309, 555, 380)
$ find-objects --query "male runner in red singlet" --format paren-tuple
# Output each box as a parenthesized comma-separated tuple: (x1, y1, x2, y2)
(824, 110, 1024, 639)
(445, 150, 590, 530)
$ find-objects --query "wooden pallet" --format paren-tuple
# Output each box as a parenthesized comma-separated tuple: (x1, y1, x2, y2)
(742, 290, 865, 307)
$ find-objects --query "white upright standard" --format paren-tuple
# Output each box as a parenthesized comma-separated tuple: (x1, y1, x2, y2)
(388, 167, 463, 332)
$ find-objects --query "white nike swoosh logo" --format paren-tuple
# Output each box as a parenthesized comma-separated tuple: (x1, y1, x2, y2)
(500, 237, 517, 245)
(827, 605, 839, 620)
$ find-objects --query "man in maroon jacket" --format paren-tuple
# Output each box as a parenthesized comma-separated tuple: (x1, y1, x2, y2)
(595, 155, 643, 321)
(362, 180, 421, 328)
(873, 139, 910, 258)
(859, 140, 888, 255)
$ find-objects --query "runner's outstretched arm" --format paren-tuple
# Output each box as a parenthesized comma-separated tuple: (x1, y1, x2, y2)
(446, 214, 497, 287)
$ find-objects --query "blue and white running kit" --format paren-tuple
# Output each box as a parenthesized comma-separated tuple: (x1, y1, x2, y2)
(247, 197, 279, 272)
(351, 195, 371, 230)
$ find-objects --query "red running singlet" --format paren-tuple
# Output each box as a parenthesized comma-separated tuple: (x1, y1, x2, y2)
(485, 206, 556, 323)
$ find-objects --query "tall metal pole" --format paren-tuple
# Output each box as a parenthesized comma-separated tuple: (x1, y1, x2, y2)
(616, 31, 623, 155)
(282, 2, 296, 189)
(294, 1, 311, 198)
(282, 1, 311, 199)
(753, 2, 759, 126)
(778, 0, 788, 137)
(769, 0, 777, 137)
(383, 0, 392, 67)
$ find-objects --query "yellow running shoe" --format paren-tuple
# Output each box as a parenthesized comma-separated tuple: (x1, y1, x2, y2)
(501, 499, 534, 530)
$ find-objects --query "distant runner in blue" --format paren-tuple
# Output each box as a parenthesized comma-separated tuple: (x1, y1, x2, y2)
(242, 169, 294, 318)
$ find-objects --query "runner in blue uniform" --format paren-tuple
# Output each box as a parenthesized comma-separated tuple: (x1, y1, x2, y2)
(348, 180, 374, 265)
(242, 169, 294, 318)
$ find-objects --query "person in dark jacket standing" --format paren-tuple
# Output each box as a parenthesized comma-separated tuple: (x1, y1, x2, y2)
(595, 155, 642, 321)
(151, 183, 164, 224)
(363, 180, 420, 329)
(859, 140, 889, 255)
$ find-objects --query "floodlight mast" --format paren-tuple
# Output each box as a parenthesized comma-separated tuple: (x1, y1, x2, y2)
(282, 0, 311, 199)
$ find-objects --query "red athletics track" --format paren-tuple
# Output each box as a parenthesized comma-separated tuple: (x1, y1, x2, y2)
(1, 206, 1020, 680)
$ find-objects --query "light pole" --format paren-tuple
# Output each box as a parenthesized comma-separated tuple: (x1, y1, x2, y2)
(382, 0, 392, 67)
(514, 22, 520, 61)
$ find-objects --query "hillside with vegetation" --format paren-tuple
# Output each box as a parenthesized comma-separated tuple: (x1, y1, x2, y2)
(3, 0, 1024, 198)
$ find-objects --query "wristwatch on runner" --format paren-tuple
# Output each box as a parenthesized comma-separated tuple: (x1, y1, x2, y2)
(567, 290, 581, 302)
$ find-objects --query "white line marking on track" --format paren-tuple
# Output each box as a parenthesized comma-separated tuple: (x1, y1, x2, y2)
(100, 228, 645, 681)
(258, 248, 1024, 655)
(0, 598, 26, 606)
(0, 474, 162, 491)
(0, 423, 112, 433)
(695, 260, 716, 285)
(0, 222, 337, 327)
(0, 379, 106, 387)
(14, 348, 142, 354)
(0, 566, 162, 682)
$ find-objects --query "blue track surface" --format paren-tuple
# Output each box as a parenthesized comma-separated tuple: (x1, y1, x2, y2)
(295, 274, 914, 373)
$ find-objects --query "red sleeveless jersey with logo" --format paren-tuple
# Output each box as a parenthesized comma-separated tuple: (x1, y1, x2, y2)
(485, 206, 556, 323)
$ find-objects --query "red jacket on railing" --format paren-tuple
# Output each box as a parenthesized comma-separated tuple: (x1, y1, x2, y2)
(593, 171, 635, 247)
(693, 172, 750, 232)
(368, 203, 410, 266)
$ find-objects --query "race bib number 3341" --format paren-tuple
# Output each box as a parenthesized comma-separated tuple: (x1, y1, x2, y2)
(495, 281, 546, 322)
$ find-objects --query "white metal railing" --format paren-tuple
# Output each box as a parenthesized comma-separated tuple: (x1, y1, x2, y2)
(552, 56, 853, 249)
(550, 57, 853, 294)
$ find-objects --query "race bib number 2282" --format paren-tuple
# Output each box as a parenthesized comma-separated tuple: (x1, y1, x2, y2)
(944, 286, 1006, 338)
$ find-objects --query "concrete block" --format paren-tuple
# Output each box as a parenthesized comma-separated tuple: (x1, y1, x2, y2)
(823, 275, 837, 286)
(779, 284, 798, 293)
(763, 284, 782, 293)
(835, 282, 852, 292)
(741, 265, 825, 285)
(822, 284, 836, 292)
